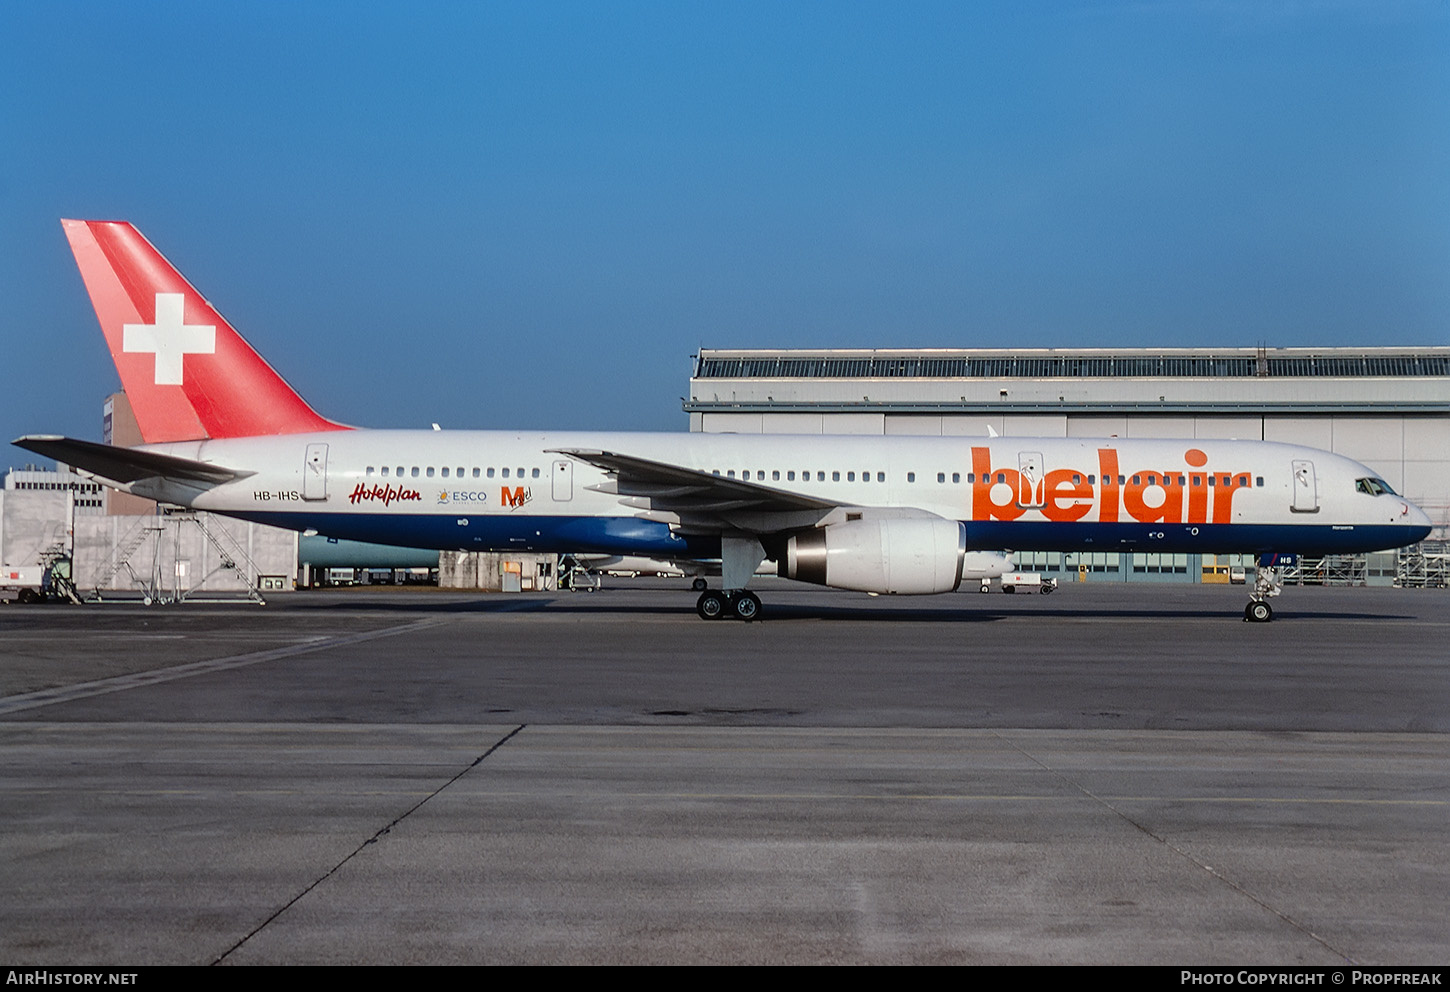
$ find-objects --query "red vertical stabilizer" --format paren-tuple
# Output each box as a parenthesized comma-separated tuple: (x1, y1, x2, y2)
(62, 219, 350, 443)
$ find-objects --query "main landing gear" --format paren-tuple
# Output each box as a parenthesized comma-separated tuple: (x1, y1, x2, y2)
(696, 588, 762, 622)
(1244, 565, 1283, 623)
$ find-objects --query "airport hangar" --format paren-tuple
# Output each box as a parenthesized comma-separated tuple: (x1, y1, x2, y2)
(685, 346, 1450, 586)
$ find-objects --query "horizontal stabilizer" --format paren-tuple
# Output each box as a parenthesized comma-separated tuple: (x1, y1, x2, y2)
(12, 435, 252, 487)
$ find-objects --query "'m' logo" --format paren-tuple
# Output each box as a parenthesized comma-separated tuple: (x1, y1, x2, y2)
(501, 486, 532, 508)
(123, 293, 216, 385)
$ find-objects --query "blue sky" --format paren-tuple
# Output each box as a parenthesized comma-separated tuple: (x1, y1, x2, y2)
(3, 1, 1447, 449)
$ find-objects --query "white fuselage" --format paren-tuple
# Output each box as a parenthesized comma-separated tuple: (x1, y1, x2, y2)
(129, 429, 1432, 560)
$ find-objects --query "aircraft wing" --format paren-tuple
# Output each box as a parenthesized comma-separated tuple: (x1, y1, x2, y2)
(549, 447, 839, 534)
(12, 435, 253, 487)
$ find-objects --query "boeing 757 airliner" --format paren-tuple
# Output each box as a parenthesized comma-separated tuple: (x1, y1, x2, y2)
(13, 220, 1433, 621)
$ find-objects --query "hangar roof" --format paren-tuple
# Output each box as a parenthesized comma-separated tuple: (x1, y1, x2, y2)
(687, 347, 1450, 415)
(694, 347, 1450, 380)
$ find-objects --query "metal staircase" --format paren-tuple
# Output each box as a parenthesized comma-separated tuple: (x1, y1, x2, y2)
(89, 519, 164, 601)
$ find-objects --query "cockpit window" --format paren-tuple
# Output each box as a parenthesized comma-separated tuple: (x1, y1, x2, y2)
(1355, 477, 1397, 497)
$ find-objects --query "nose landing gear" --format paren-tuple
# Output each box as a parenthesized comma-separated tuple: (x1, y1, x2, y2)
(1244, 563, 1284, 623)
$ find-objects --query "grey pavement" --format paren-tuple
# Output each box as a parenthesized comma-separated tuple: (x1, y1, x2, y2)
(1, 581, 1446, 964)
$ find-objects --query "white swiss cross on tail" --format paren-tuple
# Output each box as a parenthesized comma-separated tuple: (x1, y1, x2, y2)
(122, 293, 216, 386)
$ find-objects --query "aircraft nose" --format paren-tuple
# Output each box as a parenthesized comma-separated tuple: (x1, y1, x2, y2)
(1405, 499, 1434, 539)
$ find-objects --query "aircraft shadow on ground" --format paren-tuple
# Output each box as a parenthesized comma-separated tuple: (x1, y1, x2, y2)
(288, 594, 1408, 623)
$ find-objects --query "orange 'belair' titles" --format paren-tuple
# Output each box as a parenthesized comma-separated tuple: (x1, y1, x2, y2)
(970, 447, 1252, 525)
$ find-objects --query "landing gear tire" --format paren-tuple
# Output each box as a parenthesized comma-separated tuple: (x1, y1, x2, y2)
(692, 578, 708, 591)
(733, 591, 761, 622)
(696, 590, 727, 620)
(1245, 601, 1273, 623)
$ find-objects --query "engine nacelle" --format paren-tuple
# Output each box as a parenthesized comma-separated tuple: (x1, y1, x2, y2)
(782, 516, 966, 594)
